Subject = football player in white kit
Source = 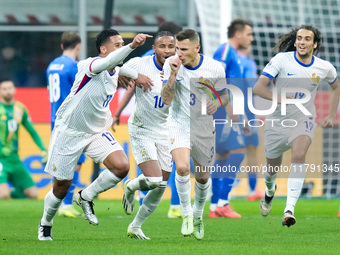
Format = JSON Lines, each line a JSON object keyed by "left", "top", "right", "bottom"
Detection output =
{"left": 161, "top": 29, "right": 229, "bottom": 239}
{"left": 38, "top": 29, "right": 153, "bottom": 241}
{"left": 253, "top": 25, "right": 340, "bottom": 227}
{"left": 112, "top": 31, "right": 176, "bottom": 239}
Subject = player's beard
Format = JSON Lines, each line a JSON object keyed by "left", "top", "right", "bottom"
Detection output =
{"left": 2, "top": 94, "right": 13, "bottom": 103}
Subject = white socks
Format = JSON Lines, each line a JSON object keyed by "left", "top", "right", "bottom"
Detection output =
{"left": 40, "top": 189, "right": 62, "bottom": 226}
{"left": 131, "top": 181, "right": 167, "bottom": 228}
{"left": 175, "top": 172, "right": 192, "bottom": 216}
{"left": 193, "top": 179, "right": 211, "bottom": 218}
{"left": 175, "top": 172, "right": 211, "bottom": 218}
{"left": 217, "top": 199, "right": 229, "bottom": 208}
{"left": 209, "top": 203, "right": 217, "bottom": 212}
{"left": 81, "top": 169, "right": 121, "bottom": 201}
{"left": 127, "top": 174, "right": 162, "bottom": 192}
{"left": 264, "top": 170, "right": 278, "bottom": 197}
{"left": 285, "top": 163, "right": 306, "bottom": 214}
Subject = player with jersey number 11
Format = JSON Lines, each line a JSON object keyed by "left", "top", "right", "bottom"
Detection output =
{"left": 38, "top": 29, "right": 153, "bottom": 241}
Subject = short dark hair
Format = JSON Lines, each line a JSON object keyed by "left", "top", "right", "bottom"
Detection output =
{"left": 274, "top": 25, "right": 322, "bottom": 54}
{"left": 227, "top": 19, "right": 253, "bottom": 39}
{"left": 95, "top": 29, "right": 120, "bottom": 54}
{"left": 157, "top": 22, "right": 182, "bottom": 35}
{"left": 61, "top": 32, "right": 81, "bottom": 50}
{"left": 154, "top": 31, "right": 174, "bottom": 42}
{"left": 176, "top": 29, "right": 200, "bottom": 44}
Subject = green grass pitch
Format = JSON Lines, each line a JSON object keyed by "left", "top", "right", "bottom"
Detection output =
{"left": 1, "top": 198, "right": 339, "bottom": 255}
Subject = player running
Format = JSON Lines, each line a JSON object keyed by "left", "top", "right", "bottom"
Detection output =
{"left": 161, "top": 29, "right": 229, "bottom": 240}
{"left": 113, "top": 31, "right": 176, "bottom": 239}
{"left": 254, "top": 25, "right": 340, "bottom": 227}
{"left": 46, "top": 31, "right": 85, "bottom": 218}
{"left": 38, "top": 29, "right": 152, "bottom": 241}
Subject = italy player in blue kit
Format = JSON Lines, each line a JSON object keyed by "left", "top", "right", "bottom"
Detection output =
{"left": 209, "top": 19, "right": 254, "bottom": 218}
{"left": 46, "top": 32, "right": 85, "bottom": 217}
{"left": 237, "top": 45, "right": 264, "bottom": 201}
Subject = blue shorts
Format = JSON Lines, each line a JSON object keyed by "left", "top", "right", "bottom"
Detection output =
{"left": 216, "top": 124, "right": 245, "bottom": 154}
{"left": 244, "top": 131, "right": 259, "bottom": 146}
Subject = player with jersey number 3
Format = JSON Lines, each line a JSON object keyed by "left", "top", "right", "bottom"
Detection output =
{"left": 161, "top": 29, "right": 229, "bottom": 240}
{"left": 253, "top": 25, "right": 340, "bottom": 227}
{"left": 38, "top": 29, "right": 153, "bottom": 241}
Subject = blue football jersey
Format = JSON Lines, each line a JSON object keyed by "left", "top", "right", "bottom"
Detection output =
{"left": 239, "top": 54, "right": 257, "bottom": 121}
{"left": 46, "top": 55, "right": 78, "bottom": 130}
{"left": 213, "top": 42, "right": 242, "bottom": 80}
{"left": 213, "top": 42, "right": 246, "bottom": 151}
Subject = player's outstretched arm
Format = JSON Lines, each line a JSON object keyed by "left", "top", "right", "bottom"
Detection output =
{"left": 91, "top": 45, "right": 136, "bottom": 74}
{"left": 321, "top": 78, "right": 340, "bottom": 128}
{"left": 129, "top": 33, "right": 153, "bottom": 49}
{"left": 90, "top": 35, "right": 152, "bottom": 75}
{"left": 161, "top": 56, "right": 181, "bottom": 105}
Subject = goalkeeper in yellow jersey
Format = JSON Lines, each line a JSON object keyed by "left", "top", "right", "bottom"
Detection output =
{"left": 0, "top": 78, "right": 47, "bottom": 199}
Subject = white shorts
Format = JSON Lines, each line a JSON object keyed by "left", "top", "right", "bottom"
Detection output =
{"left": 45, "top": 129, "right": 123, "bottom": 180}
{"left": 168, "top": 121, "right": 190, "bottom": 152}
{"left": 169, "top": 121, "right": 215, "bottom": 166}
{"left": 129, "top": 134, "right": 172, "bottom": 172}
{"left": 264, "top": 118, "right": 317, "bottom": 159}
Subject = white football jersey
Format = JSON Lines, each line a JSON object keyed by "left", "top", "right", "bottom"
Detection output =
{"left": 163, "top": 54, "right": 226, "bottom": 135}
{"left": 262, "top": 51, "right": 337, "bottom": 121}
{"left": 56, "top": 57, "right": 118, "bottom": 134}
{"left": 125, "top": 55, "right": 170, "bottom": 140}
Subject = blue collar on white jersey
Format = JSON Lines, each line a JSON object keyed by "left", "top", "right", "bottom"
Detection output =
{"left": 153, "top": 55, "right": 162, "bottom": 71}
{"left": 184, "top": 53, "right": 204, "bottom": 70}
{"left": 294, "top": 51, "right": 315, "bottom": 67}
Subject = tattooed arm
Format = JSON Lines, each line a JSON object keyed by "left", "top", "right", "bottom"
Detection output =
{"left": 161, "top": 56, "right": 181, "bottom": 105}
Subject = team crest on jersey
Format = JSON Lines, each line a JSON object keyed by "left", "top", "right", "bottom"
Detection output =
{"left": 312, "top": 73, "right": 320, "bottom": 83}
{"left": 53, "top": 164, "right": 56, "bottom": 170}
{"left": 170, "top": 138, "right": 175, "bottom": 144}
{"left": 198, "top": 77, "right": 211, "bottom": 87}
{"left": 140, "top": 150, "right": 146, "bottom": 156}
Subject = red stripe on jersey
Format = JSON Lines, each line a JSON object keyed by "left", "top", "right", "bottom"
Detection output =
{"left": 89, "top": 57, "right": 100, "bottom": 73}
{"left": 75, "top": 74, "right": 91, "bottom": 95}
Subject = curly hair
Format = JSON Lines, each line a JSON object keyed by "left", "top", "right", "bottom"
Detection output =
{"left": 273, "top": 25, "right": 322, "bottom": 55}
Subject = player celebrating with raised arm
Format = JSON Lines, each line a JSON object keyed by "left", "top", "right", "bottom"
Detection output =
{"left": 113, "top": 31, "right": 176, "bottom": 240}
{"left": 38, "top": 29, "right": 152, "bottom": 241}
{"left": 253, "top": 25, "right": 340, "bottom": 227}
{"left": 161, "top": 29, "right": 229, "bottom": 240}
{"left": 46, "top": 31, "right": 85, "bottom": 218}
